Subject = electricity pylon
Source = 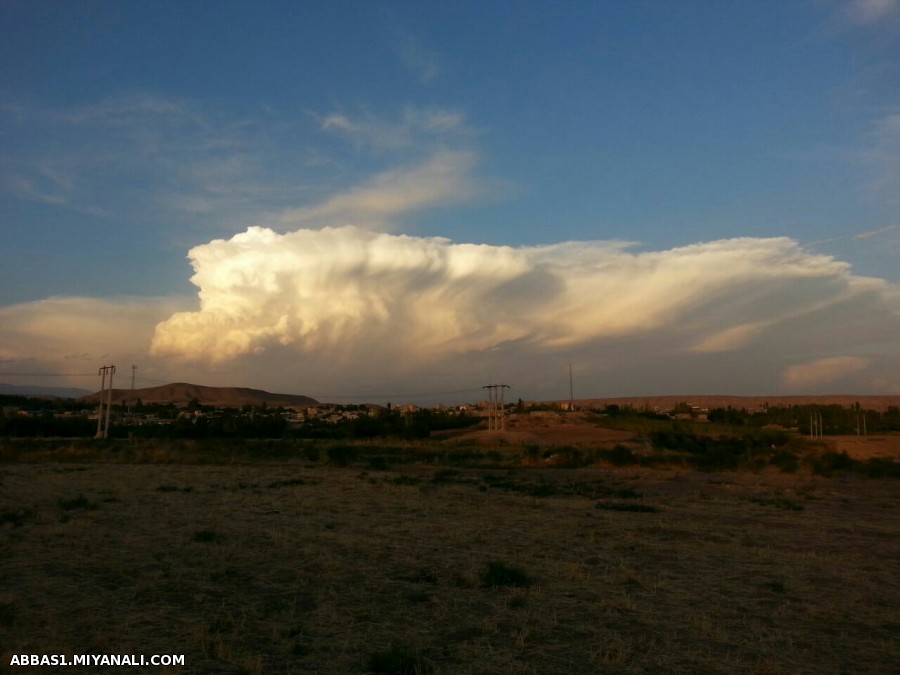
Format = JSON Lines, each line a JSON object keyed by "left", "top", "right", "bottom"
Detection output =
{"left": 95, "top": 364, "right": 116, "bottom": 439}
{"left": 482, "top": 384, "right": 510, "bottom": 431}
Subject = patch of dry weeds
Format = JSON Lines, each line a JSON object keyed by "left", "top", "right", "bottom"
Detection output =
{"left": 1, "top": 458, "right": 898, "bottom": 673}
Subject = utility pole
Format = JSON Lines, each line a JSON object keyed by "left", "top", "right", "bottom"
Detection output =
{"left": 95, "top": 364, "right": 116, "bottom": 439}
{"left": 104, "top": 364, "right": 115, "bottom": 438}
{"left": 482, "top": 385, "right": 494, "bottom": 431}
{"left": 129, "top": 365, "right": 137, "bottom": 415}
{"left": 568, "top": 363, "right": 574, "bottom": 412}
{"left": 499, "top": 383, "right": 509, "bottom": 430}
{"left": 96, "top": 366, "right": 108, "bottom": 439}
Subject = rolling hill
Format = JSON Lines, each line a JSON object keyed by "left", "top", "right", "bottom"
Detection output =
{"left": 80, "top": 382, "right": 319, "bottom": 408}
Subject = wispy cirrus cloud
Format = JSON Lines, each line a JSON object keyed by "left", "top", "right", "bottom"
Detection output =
{"left": 854, "top": 224, "right": 899, "bottom": 240}
{"left": 841, "top": 0, "right": 899, "bottom": 24}
{"left": 783, "top": 356, "right": 870, "bottom": 387}
{"left": 397, "top": 36, "right": 440, "bottom": 84}
{"left": 2, "top": 95, "right": 482, "bottom": 239}
{"left": 0, "top": 93, "right": 287, "bottom": 231}
{"left": 863, "top": 113, "right": 900, "bottom": 203}
{"left": 275, "top": 149, "right": 479, "bottom": 230}
{"left": 317, "top": 106, "right": 471, "bottom": 151}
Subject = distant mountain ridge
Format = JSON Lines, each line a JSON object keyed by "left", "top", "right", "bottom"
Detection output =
{"left": 0, "top": 383, "right": 93, "bottom": 398}
{"left": 80, "top": 382, "right": 319, "bottom": 408}
{"left": 573, "top": 395, "right": 900, "bottom": 413}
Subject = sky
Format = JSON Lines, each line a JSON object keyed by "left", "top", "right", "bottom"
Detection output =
{"left": 1, "top": 0, "right": 900, "bottom": 404}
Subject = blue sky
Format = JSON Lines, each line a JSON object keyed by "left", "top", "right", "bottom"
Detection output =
{"left": 2, "top": 0, "right": 899, "bottom": 402}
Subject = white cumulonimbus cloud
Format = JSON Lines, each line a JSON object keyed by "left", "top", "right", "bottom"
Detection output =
{"left": 150, "top": 226, "right": 900, "bottom": 397}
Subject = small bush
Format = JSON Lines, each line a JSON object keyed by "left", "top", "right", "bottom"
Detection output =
{"left": 326, "top": 445, "right": 358, "bottom": 466}
{"left": 749, "top": 497, "right": 804, "bottom": 512}
{"left": 58, "top": 495, "right": 98, "bottom": 511}
{"left": 863, "top": 458, "right": 900, "bottom": 478}
{"left": 390, "top": 475, "right": 423, "bottom": 486}
{"left": 192, "top": 529, "right": 222, "bottom": 543}
{"left": 769, "top": 451, "right": 799, "bottom": 473}
{"left": 156, "top": 485, "right": 193, "bottom": 493}
{"left": 267, "top": 478, "right": 307, "bottom": 489}
{"left": 808, "top": 451, "right": 856, "bottom": 476}
{"left": 0, "top": 601, "right": 16, "bottom": 627}
{"left": 368, "top": 456, "right": 390, "bottom": 471}
{"left": 596, "top": 502, "right": 660, "bottom": 513}
{"left": 366, "top": 643, "right": 432, "bottom": 674}
{"left": 0, "top": 508, "right": 33, "bottom": 527}
{"left": 480, "top": 561, "right": 532, "bottom": 588}
{"left": 431, "top": 469, "right": 461, "bottom": 484}
{"left": 604, "top": 444, "right": 637, "bottom": 466}
{"left": 762, "top": 580, "right": 787, "bottom": 594}
{"left": 613, "top": 487, "right": 643, "bottom": 499}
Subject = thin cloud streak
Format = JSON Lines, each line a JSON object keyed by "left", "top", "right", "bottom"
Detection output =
{"left": 854, "top": 224, "right": 899, "bottom": 240}
{"left": 842, "top": 0, "right": 899, "bottom": 24}
{"left": 783, "top": 356, "right": 870, "bottom": 387}
{"left": 275, "top": 150, "right": 479, "bottom": 231}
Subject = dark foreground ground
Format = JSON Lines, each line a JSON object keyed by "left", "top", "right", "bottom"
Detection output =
{"left": 1, "top": 453, "right": 898, "bottom": 674}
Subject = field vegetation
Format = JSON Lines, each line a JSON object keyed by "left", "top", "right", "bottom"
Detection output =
{"left": 1, "top": 412, "right": 899, "bottom": 673}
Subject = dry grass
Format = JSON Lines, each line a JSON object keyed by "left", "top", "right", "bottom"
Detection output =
{"left": 1, "top": 452, "right": 899, "bottom": 674}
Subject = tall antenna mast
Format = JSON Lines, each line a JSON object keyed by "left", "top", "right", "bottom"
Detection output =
{"left": 569, "top": 363, "right": 574, "bottom": 411}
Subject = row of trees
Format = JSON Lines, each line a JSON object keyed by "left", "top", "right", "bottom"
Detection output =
{"left": 0, "top": 395, "right": 479, "bottom": 440}
{"left": 595, "top": 401, "right": 900, "bottom": 434}
{"left": 705, "top": 404, "right": 900, "bottom": 434}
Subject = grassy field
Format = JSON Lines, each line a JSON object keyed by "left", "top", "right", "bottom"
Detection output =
{"left": 1, "top": 439, "right": 899, "bottom": 674}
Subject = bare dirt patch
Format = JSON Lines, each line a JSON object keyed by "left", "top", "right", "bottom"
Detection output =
{"left": 825, "top": 434, "right": 900, "bottom": 460}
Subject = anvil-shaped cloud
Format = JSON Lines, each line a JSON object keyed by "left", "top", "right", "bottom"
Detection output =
{"left": 150, "top": 227, "right": 900, "bottom": 397}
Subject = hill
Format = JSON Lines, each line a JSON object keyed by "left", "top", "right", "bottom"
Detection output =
{"left": 0, "top": 383, "right": 92, "bottom": 398}
{"left": 80, "top": 382, "right": 318, "bottom": 408}
{"left": 568, "top": 394, "right": 900, "bottom": 413}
